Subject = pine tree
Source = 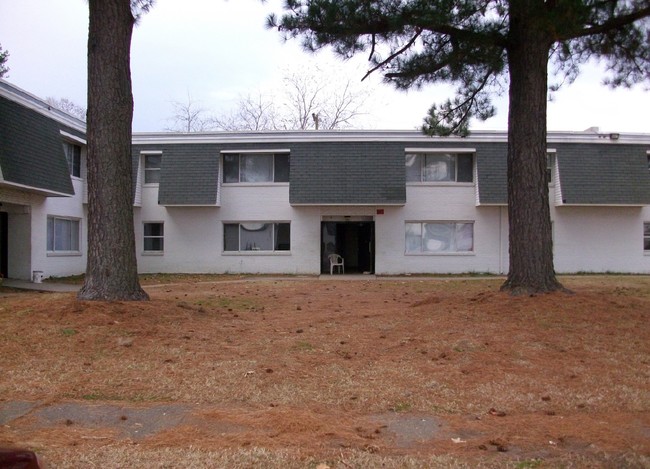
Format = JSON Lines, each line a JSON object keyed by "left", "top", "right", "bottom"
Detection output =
{"left": 271, "top": 0, "right": 650, "bottom": 294}
{"left": 78, "top": 0, "right": 153, "bottom": 301}
{"left": 0, "top": 44, "right": 9, "bottom": 78}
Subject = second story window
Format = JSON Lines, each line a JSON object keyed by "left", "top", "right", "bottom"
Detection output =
{"left": 223, "top": 153, "right": 289, "bottom": 183}
{"left": 547, "top": 151, "right": 556, "bottom": 185}
{"left": 63, "top": 141, "right": 81, "bottom": 178}
{"left": 144, "top": 154, "right": 161, "bottom": 184}
{"left": 406, "top": 152, "right": 473, "bottom": 183}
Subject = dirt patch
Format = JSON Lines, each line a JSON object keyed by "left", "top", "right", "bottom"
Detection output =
{"left": 0, "top": 276, "right": 649, "bottom": 467}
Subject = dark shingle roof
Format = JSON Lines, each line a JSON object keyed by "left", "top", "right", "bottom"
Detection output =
{"left": 472, "top": 142, "right": 508, "bottom": 205}
{"left": 0, "top": 96, "right": 74, "bottom": 195}
{"left": 289, "top": 141, "right": 405, "bottom": 205}
{"left": 129, "top": 134, "right": 649, "bottom": 208}
{"left": 133, "top": 144, "right": 220, "bottom": 205}
{"left": 556, "top": 143, "right": 650, "bottom": 205}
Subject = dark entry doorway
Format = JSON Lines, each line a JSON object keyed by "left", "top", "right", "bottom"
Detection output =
{"left": 321, "top": 220, "right": 374, "bottom": 274}
{"left": 0, "top": 212, "right": 7, "bottom": 278}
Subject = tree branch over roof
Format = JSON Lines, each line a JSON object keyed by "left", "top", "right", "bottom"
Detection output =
{"left": 362, "top": 29, "right": 423, "bottom": 81}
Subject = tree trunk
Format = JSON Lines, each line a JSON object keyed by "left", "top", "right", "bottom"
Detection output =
{"left": 500, "top": 1, "right": 564, "bottom": 295}
{"left": 78, "top": 0, "right": 148, "bottom": 301}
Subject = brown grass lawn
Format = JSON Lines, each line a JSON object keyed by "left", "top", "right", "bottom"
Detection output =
{"left": 0, "top": 276, "right": 649, "bottom": 468}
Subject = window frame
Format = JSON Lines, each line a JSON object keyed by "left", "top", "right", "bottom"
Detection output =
{"left": 221, "top": 150, "right": 290, "bottom": 184}
{"left": 644, "top": 222, "right": 650, "bottom": 254}
{"left": 405, "top": 149, "right": 475, "bottom": 184}
{"left": 142, "top": 152, "right": 162, "bottom": 185}
{"left": 547, "top": 149, "right": 556, "bottom": 186}
{"left": 143, "top": 222, "right": 164, "bottom": 254}
{"left": 405, "top": 221, "right": 475, "bottom": 255}
{"left": 62, "top": 141, "right": 82, "bottom": 178}
{"left": 223, "top": 221, "right": 291, "bottom": 254}
{"left": 47, "top": 216, "right": 81, "bottom": 255}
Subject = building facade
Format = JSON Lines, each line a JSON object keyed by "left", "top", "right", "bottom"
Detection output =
{"left": 2, "top": 80, "right": 650, "bottom": 280}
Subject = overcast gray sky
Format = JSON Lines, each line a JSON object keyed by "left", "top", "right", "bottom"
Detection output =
{"left": 1, "top": 0, "right": 648, "bottom": 133}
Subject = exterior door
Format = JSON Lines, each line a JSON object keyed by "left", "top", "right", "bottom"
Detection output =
{"left": 321, "top": 221, "right": 375, "bottom": 274}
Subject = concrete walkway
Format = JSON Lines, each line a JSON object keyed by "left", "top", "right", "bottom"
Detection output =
{"left": 1, "top": 274, "right": 504, "bottom": 293}
{"left": 1, "top": 278, "right": 80, "bottom": 292}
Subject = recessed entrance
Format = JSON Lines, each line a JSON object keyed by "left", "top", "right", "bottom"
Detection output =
{"left": 0, "top": 212, "right": 8, "bottom": 278}
{"left": 321, "top": 218, "right": 375, "bottom": 274}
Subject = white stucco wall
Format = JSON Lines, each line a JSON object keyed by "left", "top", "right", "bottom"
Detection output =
{"left": 376, "top": 184, "right": 507, "bottom": 275}
{"left": 134, "top": 183, "right": 514, "bottom": 275}
{"left": 31, "top": 177, "right": 87, "bottom": 280}
{"left": 1, "top": 188, "right": 36, "bottom": 279}
{"left": 132, "top": 182, "right": 650, "bottom": 276}
{"left": 7, "top": 207, "right": 32, "bottom": 280}
{"left": 552, "top": 205, "right": 650, "bottom": 273}
{"left": 135, "top": 183, "right": 317, "bottom": 274}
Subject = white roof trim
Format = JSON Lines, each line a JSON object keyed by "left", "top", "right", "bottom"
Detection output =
{"left": 159, "top": 203, "right": 220, "bottom": 207}
{"left": 556, "top": 203, "right": 649, "bottom": 207}
{"left": 60, "top": 130, "right": 86, "bottom": 145}
{"left": 221, "top": 149, "right": 291, "bottom": 154}
{"left": 0, "top": 79, "right": 86, "bottom": 133}
{"left": 140, "top": 150, "right": 163, "bottom": 155}
{"left": 133, "top": 129, "right": 650, "bottom": 146}
{"left": 290, "top": 202, "right": 406, "bottom": 207}
{"left": 405, "top": 147, "right": 476, "bottom": 153}
{"left": 0, "top": 180, "right": 73, "bottom": 198}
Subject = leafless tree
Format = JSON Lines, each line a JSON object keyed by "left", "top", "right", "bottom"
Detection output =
{"left": 171, "top": 65, "right": 371, "bottom": 132}
{"left": 277, "top": 65, "right": 369, "bottom": 130}
{"left": 166, "top": 93, "right": 216, "bottom": 132}
{"left": 46, "top": 97, "right": 87, "bottom": 121}
{"left": 212, "top": 92, "right": 279, "bottom": 131}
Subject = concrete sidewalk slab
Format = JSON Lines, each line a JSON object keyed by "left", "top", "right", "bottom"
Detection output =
{"left": 1, "top": 278, "right": 80, "bottom": 293}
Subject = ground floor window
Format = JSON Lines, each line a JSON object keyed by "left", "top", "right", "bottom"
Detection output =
{"left": 224, "top": 222, "right": 290, "bottom": 252}
{"left": 644, "top": 222, "right": 650, "bottom": 252}
{"left": 405, "top": 221, "right": 474, "bottom": 253}
{"left": 47, "top": 216, "right": 80, "bottom": 252}
{"left": 144, "top": 222, "right": 164, "bottom": 252}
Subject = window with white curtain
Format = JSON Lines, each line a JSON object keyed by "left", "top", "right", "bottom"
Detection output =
{"left": 405, "top": 222, "right": 474, "bottom": 253}
{"left": 47, "top": 216, "right": 80, "bottom": 253}
{"left": 405, "top": 153, "right": 473, "bottom": 182}
{"left": 223, "top": 222, "right": 290, "bottom": 252}
{"left": 223, "top": 153, "right": 289, "bottom": 183}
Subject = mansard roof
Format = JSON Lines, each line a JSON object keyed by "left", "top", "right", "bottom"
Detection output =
{"left": 132, "top": 130, "right": 650, "bottom": 207}
{"left": 1, "top": 80, "right": 648, "bottom": 206}
{"left": 0, "top": 81, "right": 79, "bottom": 196}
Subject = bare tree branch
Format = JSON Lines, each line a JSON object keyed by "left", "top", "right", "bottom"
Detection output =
{"left": 45, "top": 97, "right": 87, "bottom": 121}
{"left": 166, "top": 93, "right": 216, "bottom": 132}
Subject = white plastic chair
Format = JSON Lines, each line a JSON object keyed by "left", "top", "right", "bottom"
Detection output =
{"left": 328, "top": 253, "right": 344, "bottom": 275}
